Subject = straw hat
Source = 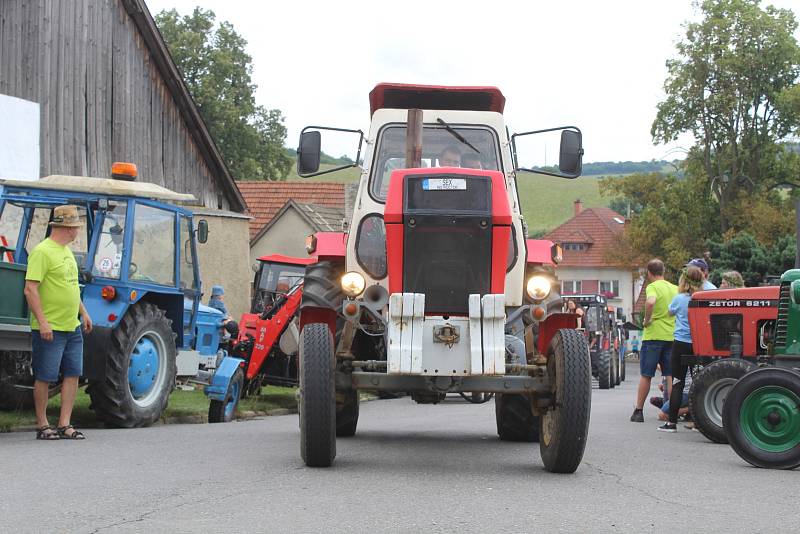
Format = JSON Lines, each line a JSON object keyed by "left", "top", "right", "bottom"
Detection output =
{"left": 49, "top": 205, "right": 83, "bottom": 227}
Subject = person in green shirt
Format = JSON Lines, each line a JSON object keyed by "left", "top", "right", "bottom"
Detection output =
{"left": 630, "top": 258, "right": 677, "bottom": 423}
{"left": 24, "top": 205, "right": 92, "bottom": 440}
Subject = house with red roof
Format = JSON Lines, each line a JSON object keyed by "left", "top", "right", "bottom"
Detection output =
{"left": 544, "top": 200, "right": 641, "bottom": 321}
{"left": 236, "top": 181, "right": 348, "bottom": 266}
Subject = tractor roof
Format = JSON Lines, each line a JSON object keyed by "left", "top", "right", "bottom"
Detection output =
{"left": 369, "top": 83, "right": 506, "bottom": 116}
{"left": 0, "top": 175, "right": 195, "bottom": 203}
{"left": 257, "top": 254, "right": 316, "bottom": 266}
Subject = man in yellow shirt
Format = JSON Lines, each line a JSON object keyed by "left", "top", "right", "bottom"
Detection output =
{"left": 631, "top": 259, "right": 677, "bottom": 422}
{"left": 24, "top": 205, "right": 92, "bottom": 440}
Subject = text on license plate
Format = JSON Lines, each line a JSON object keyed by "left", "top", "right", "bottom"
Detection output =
{"left": 422, "top": 178, "right": 466, "bottom": 191}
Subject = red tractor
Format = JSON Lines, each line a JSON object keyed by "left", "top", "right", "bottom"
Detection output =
{"left": 683, "top": 286, "right": 778, "bottom": 443}
{"left": 209, "top": 254, "right": 316, "bottom": 421}
{"left": 293, "top": 84, "right": 591, "bottom": 472}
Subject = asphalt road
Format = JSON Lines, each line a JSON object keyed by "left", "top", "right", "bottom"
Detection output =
{"left": 2, "top": 364, "right": 799, "bottom": 533}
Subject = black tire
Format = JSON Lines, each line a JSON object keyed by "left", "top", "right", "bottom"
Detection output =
{"left": 540, "top": 329, "right": 592, "bottom": 473}
{"left": 620, "top": 353, "right": 627, "bottom": 382}
{"left": 495, "top": 393, "right": 539, "bottom": 442}
{"left": 301, "top": 261, "right": 345, "bottom": 313}
{"left": 87, "top": 302, "right": 177, "bottom": 428}
{"left": 615, "top": 351, "right": 622, "bottom": 386}
{"left": 336, "top": 389, "right": 360, "bottom": 437}
{"left": 689, "top": 358, "right": 755, "bottom": 444}
{"left": 208, "top": 368, "right": 244, "bottom": 423}
{"left": 723, "top": 367, "right": 800, "bottom": 470}
{"left": 609, "top": 352, "right": 617, "bottom": 389}
{"left": 0, "top": 352, "right": 61, "bottom": 409}
{"left": 299, "top": 323, "right": 336, "bottom": 467}
{"left": 597, "top": 350, "right": 612, "bottom": 390}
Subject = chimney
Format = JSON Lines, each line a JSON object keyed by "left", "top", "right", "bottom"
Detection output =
{"left": 574, "top": 199, "right": 583, "bottom": 217}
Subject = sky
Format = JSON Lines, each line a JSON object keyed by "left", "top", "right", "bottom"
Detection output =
{"left": 145, "top": 0, "right": 800, "bottom": 164}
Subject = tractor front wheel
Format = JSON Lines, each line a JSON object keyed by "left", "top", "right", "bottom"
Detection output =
{"left": 495, "top": 393, "right": 539, "bottom": 442}
{"left": 540, "top": 329, "right": 592, "bottom": 473}
{"left": 689, "top": 358, "right": 755, "bottom": 444}
{"left": 208, "top": 367, "right": 244, "bottom": 423}
{"left": 299, "top": 323, "right": 336, "bottom": 467}
{"left": 87, "top": 302, "right": 176, "bottom": 428}
{"left": 722, "top": 367, "right": 800, "bottom": 470}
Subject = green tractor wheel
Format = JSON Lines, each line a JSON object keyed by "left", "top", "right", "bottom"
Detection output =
{"left": 722, "top": 367, "right": 800, "bottom": 470}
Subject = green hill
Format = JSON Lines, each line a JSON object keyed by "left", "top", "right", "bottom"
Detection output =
{"left": 284, "top": 163, "right": 614, "bottom": 233}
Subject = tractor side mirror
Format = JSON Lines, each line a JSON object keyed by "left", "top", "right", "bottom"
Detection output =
{"left": 511, "top": 126, "right": 583, "bottom": 179}
{"left": 197, "top": 219, "right": 209, "bottom": 244}
{"left": 297, "top": 131, "right": 322, "bottom": 175}
{"left": 559, "top": 129, "right": 583, "bottom": 178}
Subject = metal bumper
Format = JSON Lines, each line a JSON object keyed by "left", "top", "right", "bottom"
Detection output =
{"left": 338, "top": 371, "right": 550, "bottom": 395}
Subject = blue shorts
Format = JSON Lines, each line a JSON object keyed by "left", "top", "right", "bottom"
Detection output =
{"left": 31, "top": 327, "right": 83, "bottom": 383}
{"left": 661, "top": 393, "right": 689, "bottom": 413}
{"left": 639, "top": 340, "right": 672, "bottom": 378}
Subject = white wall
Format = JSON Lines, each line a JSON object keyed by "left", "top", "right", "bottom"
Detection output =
{"left": 0, "top": 94, "right": 39, "bottom": 181}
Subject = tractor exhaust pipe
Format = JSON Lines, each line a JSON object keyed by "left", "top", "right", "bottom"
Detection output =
{"left": 405, "top": 109, "right": 423, "bottom": 168}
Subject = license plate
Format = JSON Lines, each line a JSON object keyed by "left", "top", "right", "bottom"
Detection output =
{"left": 422, "top": 178, "right": 466, "bottom": 191}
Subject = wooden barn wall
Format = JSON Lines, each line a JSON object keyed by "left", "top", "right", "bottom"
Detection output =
{"left": 0, "top": 0, "right": 231, "bottom": 210}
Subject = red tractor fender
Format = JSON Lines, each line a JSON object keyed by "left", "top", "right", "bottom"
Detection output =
{"left": 537, "top": 312, "right": 580, "bottom": 355}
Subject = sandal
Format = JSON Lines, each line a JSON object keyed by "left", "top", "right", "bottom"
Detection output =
{"left": 36, "top": 425, "right": 60, "bottom": 440}
{"left": 56, "top": 425, "right": 85, "bottom": 440}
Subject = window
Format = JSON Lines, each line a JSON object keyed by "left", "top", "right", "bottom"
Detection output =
{"left": 600, "top": 280, "right": 620, "bottom": 297}
{"left": 562, "top": 280, "right": 582, "bottom": 295}
{"left": 564, "top": 243, "right": 587, "bottom": 251}
{"left": 93, "top": 201, "right": 127, "bottom": 279}
{"left": 131, "top": 204, "right": 175, "bottom": 286}
{"left": 0, "top": 203, "right": 23, "bottom": 258}
{"left": 179, "top": 216, "right": 196, "bottom": 289}
{"left": 370, "top": 125, "right": 501, "bottom": 200}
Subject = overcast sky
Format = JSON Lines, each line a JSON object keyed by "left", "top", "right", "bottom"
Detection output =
{"left": 146, "top": 0, "right": 799, "bottom": 164}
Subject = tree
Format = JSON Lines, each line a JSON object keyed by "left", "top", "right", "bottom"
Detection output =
{"left": 599, "top": 172, "right": 718, "bottom": 273}
{"left": 651, "top": 0, "right": 800, "bottom": 232}
{"left": 706, "top": 232, "right": 796, "bottom": 286}
{"left": 156, "top": 8, "right": 291, "bottom": 180}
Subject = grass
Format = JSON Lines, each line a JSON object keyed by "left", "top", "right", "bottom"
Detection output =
{"left": 0, "top": 384, "right": 298, "bottom": 432}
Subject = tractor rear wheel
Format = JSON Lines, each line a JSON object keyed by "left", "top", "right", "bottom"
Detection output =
{"left": 620, "top": 353, "right": 627, "bottom": 382}
{"left": 540, "top": 329, "right": 592, "bottom": 473}
{"left": 597, "top": 350, "right": 612, "bottom": 390}
{"left": 689, "top": 358, "right": 755, "bottom": 444}
{"left": 299, "top": 323, "right": 336, "bottom": 467}
{"left": 336, "top": 389, "right": 360, "bottom": 437}
{"left": 208, "top": 367, "right": 244, "bottom": 423}
{"left": 495, "top": 393, "right": 539, "bottom": 442}
{"left": 609, "top": 353, "right": 617, "bottom": 389}
{"left": 723, "top": 367, "right": 800, "bottom": 470}
{"left": 87, "top": 302, "right": 176, "bottom": 428}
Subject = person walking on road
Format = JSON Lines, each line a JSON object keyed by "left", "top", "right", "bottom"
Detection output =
{"left": 631, "top": 259, "right": 677, "bottom": 422}
{"left": 659, "top": 265, "right": 703, "bottom": 432}
{"left": 24, "top": 205, "right": 92, "bottom": 440}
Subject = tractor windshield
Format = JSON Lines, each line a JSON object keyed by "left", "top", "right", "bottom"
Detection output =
{"left": 252, "top": 262, "right": 306, "bottom": 313}
{"left": 92, "top": 201, "right": 127, "bottom": 279}
{"left": 370, "top": 124, "right": 501, "bottom": 201}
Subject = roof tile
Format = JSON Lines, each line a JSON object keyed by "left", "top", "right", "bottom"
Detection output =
{"left": 544, "top": 207, "right": 627, "bottom": 267}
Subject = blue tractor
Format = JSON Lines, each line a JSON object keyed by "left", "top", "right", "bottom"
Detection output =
{"left": 0, "top": 166, "right": 243, "bottom": 427}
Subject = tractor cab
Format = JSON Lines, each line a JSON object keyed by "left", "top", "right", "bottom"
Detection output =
{"left": 563, "top": 294, "right": 618, "bottom": 389}
{"left": 251, "top": 254, "right": 315, "bottom": 314}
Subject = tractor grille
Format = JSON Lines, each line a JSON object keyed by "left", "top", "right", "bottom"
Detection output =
{"left": 774, "top": 281, "right": 790, "bottom": 351}
{"left": 402, "top": 175, "right": 492, "bottom": 315}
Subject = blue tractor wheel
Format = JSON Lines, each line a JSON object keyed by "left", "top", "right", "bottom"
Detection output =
{"left": 208, "top": 367, "right": 244, "bottom": 423}
{"left": 87, "top": 302, "right": 177, "bottom": 428}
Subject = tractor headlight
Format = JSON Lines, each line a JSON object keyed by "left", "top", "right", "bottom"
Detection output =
{"left": 526, "top": 275, "right": 552, "bottom": 301}
{"left": 341, "top": 272, "right": 366, "bottom": 297}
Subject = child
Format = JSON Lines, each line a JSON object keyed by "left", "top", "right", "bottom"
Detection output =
{"left": 659, "top": 265, "right": 704, "bottom": 432}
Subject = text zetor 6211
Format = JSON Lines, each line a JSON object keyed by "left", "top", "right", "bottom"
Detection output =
{"left": 295, "top": 83, "right": 591, "bottom": 473}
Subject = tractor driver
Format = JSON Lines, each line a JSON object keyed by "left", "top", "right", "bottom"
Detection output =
{"left": 461, "top": 153, "right": 482, "bottom": 169}
{"left": 438, "top": 145, "right": 461, "bottom": 167}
